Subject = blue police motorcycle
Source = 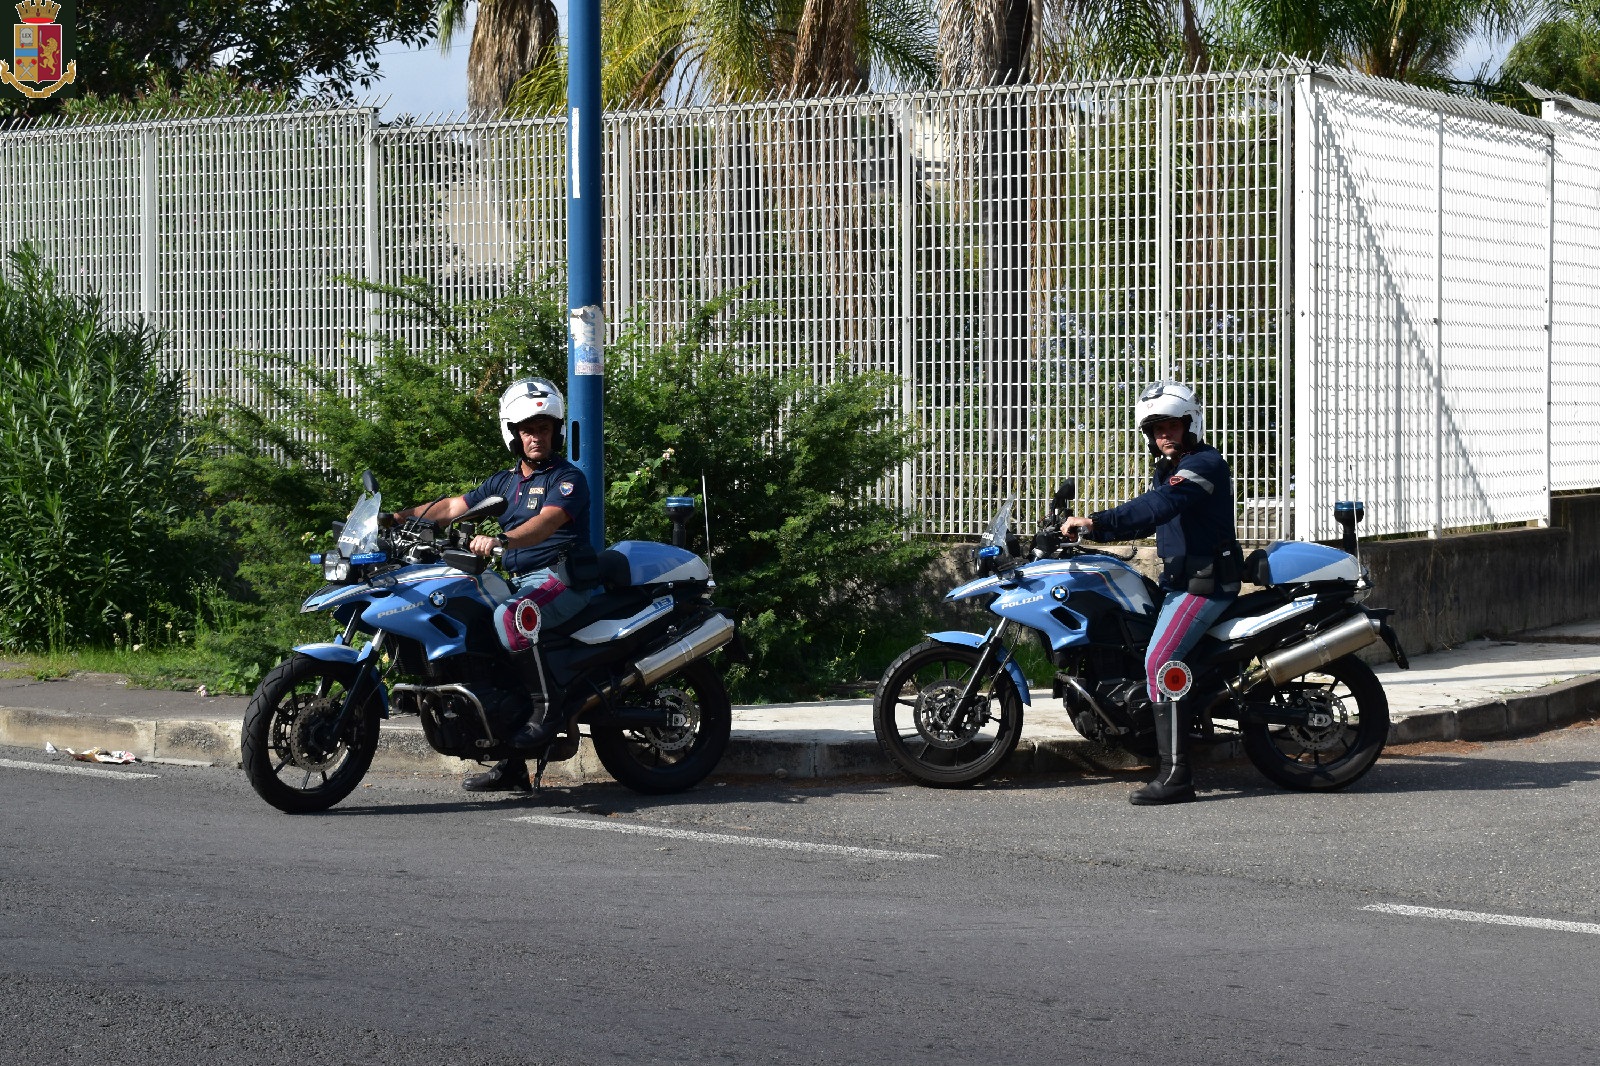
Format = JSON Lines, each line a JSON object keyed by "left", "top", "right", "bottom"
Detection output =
{"left": 873, "top": 480, "right": 1410, "bottom": 790}
{"left": 241, "top": 473, "right": 736, "bottom": 813}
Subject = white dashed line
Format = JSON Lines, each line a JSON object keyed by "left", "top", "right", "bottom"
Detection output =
{"left": 1363, "top": 903, "right": 1600, "bottom": 936}
{"left": 513, "top": 814, "right": 939, "bottom": 861}
{"left": 0, "top": 758, "right": 160, "bottom": 780}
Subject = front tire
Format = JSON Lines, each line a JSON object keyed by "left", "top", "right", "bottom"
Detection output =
{"left": 1241, "top": 653, "right": 1389, "bottom": 791}
{"left": 873, "top": 641, "right": 1025, "bottom": 787}
{"left": 591, "top": 658, "right": 731, "bottom": 794}
{"left": 241, "top": 655, "right": 381, "bottom": 813}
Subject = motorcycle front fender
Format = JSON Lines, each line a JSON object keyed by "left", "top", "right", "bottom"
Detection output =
{"left": 291, "top": 641, "right": 390, "bottom": 717}
{"left": 928, "top": 630, "right": 1032, "bottom": 706}
{"left": 292, "top": 641, "right": 375, "bottom": 665}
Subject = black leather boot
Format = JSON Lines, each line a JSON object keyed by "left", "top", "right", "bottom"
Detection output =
{"left": 1130, "top": 699, "right": 1196, "bottom": 806}
{"left": 462, "top": 758, "right": 532, "bottom": 793}
{"left": 510, "top": 700, "right": 567, "bottom": 752}
{"left": 506, "top": 648, "right": 567, "bottom": 753}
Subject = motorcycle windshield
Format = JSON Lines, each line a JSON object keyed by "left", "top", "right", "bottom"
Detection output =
{"left": 980, "top": 498, "right": 1015, "bottom": 553}
{"left": 336, "top": 492, "right": 382, "bottom": 557}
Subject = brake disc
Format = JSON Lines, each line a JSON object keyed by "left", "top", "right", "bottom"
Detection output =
{"left": 637, "top": 686, "right": 699, "bottom": 753}
{"left": 1283, "top": 689, "right": 1349, "bottom": 753}
{"left": 285, "top": 694, "right": 345, "bottom": 771}
{"left": 912, "top": 679, "right": 986, "bottom": 749}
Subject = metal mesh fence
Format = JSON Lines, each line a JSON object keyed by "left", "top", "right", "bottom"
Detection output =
{"left": 1, "top": 63, "right": 1596, "bottom": 545}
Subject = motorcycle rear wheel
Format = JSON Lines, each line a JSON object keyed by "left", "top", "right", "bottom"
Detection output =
{"left": 873, "top": 641, "right": 1025, "bottom": 787}
{"left": 1241, "top": 653, "right": 1389, "bottom": 791}
{"left": 241, "top": 655, "right": 381, "bottom": 813}
{"left": 590, "top": 658, "right": 731, "bottom": 794}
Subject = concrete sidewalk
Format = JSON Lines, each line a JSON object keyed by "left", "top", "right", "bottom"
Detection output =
{"left": 4, "top": 621, "right": 1600, "bottom": 784}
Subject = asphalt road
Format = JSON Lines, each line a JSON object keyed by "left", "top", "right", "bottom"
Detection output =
{"left": 3, "top": 725, "right": 1599, "bottom": 1066}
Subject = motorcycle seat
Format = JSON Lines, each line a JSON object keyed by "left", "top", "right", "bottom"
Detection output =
{"left": 1213, "top": 586, "right": 1293, "bottom": 624}
{"left": 562, "top": 545, "right": 633, "bottom": 592}
{"left": 597, "top": 549, "right": 632, "bottom": 592}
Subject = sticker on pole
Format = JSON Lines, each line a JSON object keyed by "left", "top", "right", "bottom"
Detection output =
{"left": 1156, "top": 660, "right": 1192, "bottom": 700}
{"left": 570, "top": 304, "right": 603, "bottom": 376}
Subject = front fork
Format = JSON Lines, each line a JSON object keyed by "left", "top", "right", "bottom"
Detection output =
{"left": 326, "top": 629, "right": 388, "bottom": 733}
{"left": 951, "top": 620, "right": 1012, "bottom": 724}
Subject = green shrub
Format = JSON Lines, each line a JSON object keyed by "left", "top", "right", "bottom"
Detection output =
{"left": 604, "top": 295, "right": 939, "bottom": 698}
{"left": 0, "top": 245, "right": 220, "bottom": 650}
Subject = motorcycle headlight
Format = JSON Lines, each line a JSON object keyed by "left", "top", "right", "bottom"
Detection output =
{"left": 323, "top": 556, "right": 351, "bottom": 582}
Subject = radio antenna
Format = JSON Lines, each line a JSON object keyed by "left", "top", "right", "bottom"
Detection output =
{"left": 701, "top": 473, "right": 715, "bottom": 576}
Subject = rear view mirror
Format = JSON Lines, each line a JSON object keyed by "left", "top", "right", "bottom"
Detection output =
{"left": 456, "top": 495, "right": 505, "bottom": 524}
{"left": 1052, "top": 479, "right": 1076, "bottom": 511}
{"left": 361, "top": 469, "right": 379, "bottom": 494}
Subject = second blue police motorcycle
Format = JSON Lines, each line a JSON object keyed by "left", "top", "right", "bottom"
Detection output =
{"left": 241, "top": 473, "right": 736, "bottom": 813}
{"left": 873, "top": 481, "right": 1409, "bottom": 790}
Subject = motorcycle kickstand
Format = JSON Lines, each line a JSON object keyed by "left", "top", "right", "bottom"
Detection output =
{"left": 533, "top": 749, "right": 552, "bottom": 792}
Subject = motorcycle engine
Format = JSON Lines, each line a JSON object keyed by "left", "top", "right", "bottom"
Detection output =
{"left": 413, "top": 682, "right": 528, "bottom": 757}
{"left": 1060, "top": 676, "right": 1158, "bottom": 755}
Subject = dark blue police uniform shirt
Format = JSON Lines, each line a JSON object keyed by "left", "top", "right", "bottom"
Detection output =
{"left": 463, "top": 458, "right": 591, "bottom": 574}
{"left": 1086, "top": 443, "right": 1237, "bottom": 564}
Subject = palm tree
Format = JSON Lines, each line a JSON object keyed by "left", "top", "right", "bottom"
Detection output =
{"left": 436, "top": 0, "right": 561, "bottom": 114}
{"left": 506, "top": 0, "right": 937, "bottom": 108}
{"left": 1222, "top": 0, "right": 1531, "bottom": 84}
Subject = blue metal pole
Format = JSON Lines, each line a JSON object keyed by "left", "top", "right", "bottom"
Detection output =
{"left": 566, "top": 0, "right": 605, "bottom": 549}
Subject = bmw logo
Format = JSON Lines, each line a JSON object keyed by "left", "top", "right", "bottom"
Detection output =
{"left": 1050, "top": 585, "right": 1068, "bottom": 602}
{"left": 429, "top": 591, "right": 448, "bottom": 607}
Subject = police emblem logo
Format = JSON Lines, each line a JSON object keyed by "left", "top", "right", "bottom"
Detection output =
{"left": 3, "top": 1, "right": 75, "bottom": 99}
{"left": 558, "top": 481, "right": 574, "bottom": 496}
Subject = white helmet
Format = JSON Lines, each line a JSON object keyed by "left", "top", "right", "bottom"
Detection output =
{"left": 1135, "top": 380, "right": 1204, "bottom": 443}
{"left": 499, "top": 377, "right": 566, "bottom": 457}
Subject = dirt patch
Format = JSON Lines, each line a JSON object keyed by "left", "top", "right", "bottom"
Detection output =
{"left": 1381, "top": 739, "right": 1486, "bottom": 757}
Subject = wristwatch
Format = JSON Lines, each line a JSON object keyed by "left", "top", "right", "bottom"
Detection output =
{"left": 495, "top": 534, "right": 509, "bottom": 550}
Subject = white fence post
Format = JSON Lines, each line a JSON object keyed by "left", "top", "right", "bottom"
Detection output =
{"left": 1156, "top": 81, "right": 1174, "bottom": 381}
{"left": 897, "top": 98, "right": 916, "bottom": 527}
{"left": 1542, "top": 106, "right": 1557, "bottom": 529}
{"left": 1292, "top": 73, "right": 1314, "bottom": 544}
{"left": 363, "top": 110, "right": 380, "bottom": 367}
{"left": 1430, "top": 111, "right": 1445, "bottom": 539}
{"left": 140, "top": 128, "right": 157, "bottom": 322}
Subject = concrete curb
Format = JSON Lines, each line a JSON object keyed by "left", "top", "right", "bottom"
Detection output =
{"left": 1385, "top": 673, "right": 1600, "bottom": 745}
{"left": 3, "top": 675, "right": 1597, "bottom": 783}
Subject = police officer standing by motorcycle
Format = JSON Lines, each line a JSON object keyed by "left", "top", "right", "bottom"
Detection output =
{"left": 1060, "top": 382, "right": 1242, "bottom": 805}
{"left": 392, "top": 378, "right": 592, "bottom": 794}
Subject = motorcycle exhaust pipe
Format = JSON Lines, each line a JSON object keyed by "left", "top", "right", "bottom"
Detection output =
{"left": 630, "top": 613, "right": 737, "bottom": 687}
{"left": 577, "top": 613, "right": 737, "bottom": 715}
{"left": 1228, "top": 614, "right": 1381, "bottom": 696}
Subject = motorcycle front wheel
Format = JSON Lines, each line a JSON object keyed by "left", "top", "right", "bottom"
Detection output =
{"left": 873, "top": 641, "right": 1025, "bottom": 787}
{"left": 590, "top": 658, "right": 731, "bottom": 794}
{"left": 241, "top": 655, "right": 381, "bottom": 813}
{"left": 1240, "top": 653, "right": 1389, "bottom": 791}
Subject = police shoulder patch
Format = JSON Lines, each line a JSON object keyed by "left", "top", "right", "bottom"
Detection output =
{"left": 559, "top": 481, "right": 575, "bottom": 496}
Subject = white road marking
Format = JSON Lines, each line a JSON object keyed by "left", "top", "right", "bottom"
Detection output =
{"left": 1363, "top": 903, "right": 1600, "bottom": 936}
{"left": 0, "top": 757, "right": 160, "bottom": 780}
{"left": 513, "top": 814, "right": 939, "bottom": 861}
